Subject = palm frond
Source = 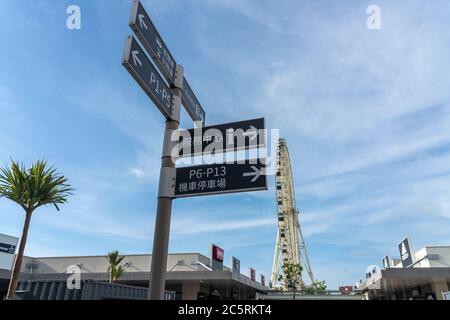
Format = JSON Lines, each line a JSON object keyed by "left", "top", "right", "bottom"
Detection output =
{"left": 0, "top": 159, "right": 73, "bottom": 213}
{"left": 105, "top": 250, "right": 125, "bottom": 282}
{"left": 115, "top": 266, "right": 124, "bottom": 280}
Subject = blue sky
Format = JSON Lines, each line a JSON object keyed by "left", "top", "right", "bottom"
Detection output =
{"left": 1, "top": 0, "right": 450, "bottom": 290}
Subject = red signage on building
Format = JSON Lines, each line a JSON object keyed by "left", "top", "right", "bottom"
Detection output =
{"left": 212, "top": 244, "right": 224, "bottom": 262}
{"left": 339, "top": 286, "right": 353, "bottom": 295}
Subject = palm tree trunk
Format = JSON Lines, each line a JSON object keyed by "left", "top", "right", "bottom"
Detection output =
{"left": 6, "top": 209, "right": 32, "bottom": 300}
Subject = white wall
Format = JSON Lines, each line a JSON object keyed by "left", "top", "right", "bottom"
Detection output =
{"left": 0, "top": 253, "right": 15, "bottom": 271}
{"left": 414, "top": 248, "right": 430, "bottom": 268}
{"left": 388, "top": 246, "right": 450, "bottom": 269}
{"left": 28, "top": 253, "right": 210, "bottom": 275}
{"left": 425, "top": 247, "right": 450, "bottom": 268}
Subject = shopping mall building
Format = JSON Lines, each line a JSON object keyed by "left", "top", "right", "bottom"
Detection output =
{"left": 0, "top": 234, "right": 269, "bottom": 300}
{"left": 356, "top": 237, "right": 450, "bottom": 300}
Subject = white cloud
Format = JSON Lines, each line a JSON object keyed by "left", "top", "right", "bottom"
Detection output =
{"left": 129, "top": 167, "right": 146, "bottom": 179}
{"left": 171, "top": 217, "right": 274, "bottom": 235}
{"left": 2, "top": 0, "right": 450, "bottom": 290}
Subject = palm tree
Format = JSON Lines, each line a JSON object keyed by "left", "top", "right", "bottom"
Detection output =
{"left": 106, "top": 250, "right": 125, "bottom": 283}
{"left": 0, "top": 160, "right": 73, "bottom": 300}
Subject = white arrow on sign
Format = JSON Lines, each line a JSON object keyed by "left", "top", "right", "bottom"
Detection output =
{"left": 243, "top": 166, "right": 264, "bottom": 182}
{"left": 132, "top": 50, "right": 142, "bottom": 67}
{"left": 243, "top": 126, "right": 258, "bottom": 140}
{"left": 138, "top": 14, "right": 148, "bottom": 30}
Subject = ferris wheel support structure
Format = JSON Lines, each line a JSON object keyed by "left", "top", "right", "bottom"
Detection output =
{"left": 271, "top": 138, "right": 314, "bottom": 289}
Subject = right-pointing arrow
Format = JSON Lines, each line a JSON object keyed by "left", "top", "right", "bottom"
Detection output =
{"left": 243, "top": 166, "right": 264, "bottom": 182}
{"left": 132, "top": 50, "right": 142, "bottom": 67}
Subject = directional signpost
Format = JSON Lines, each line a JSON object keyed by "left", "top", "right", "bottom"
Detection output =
{"left": 175, "top": 162, "right": 267, "bottom": 198}
{"left": 122, "top": 36, "right": 175, "bottom": 119}
{"left": 178, "top": 118, "right": 266, "bottom": 157}
{"left": 122, "top": 0, "right": 267, "bottom": 300}
{"left": 129, "top": 0, "right": 205, "bottom": 125}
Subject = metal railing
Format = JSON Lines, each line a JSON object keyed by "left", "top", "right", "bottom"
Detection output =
{"left": 14, "top": 279, "right": 176, "bottom": 300}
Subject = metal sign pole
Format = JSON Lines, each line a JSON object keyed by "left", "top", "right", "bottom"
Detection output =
{"left": 149, "top": 64, "right": 184, "bottom": 300}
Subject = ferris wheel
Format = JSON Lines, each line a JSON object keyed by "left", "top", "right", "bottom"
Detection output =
{"left": 270, "top": 138, "right": 314, "bottom": 289}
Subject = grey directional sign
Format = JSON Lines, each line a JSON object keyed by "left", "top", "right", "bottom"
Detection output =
{"left": 129, "top": 0, "right": 177, "bottom": 83}
{"left": 122, "top": 35, "right": 174, "bottom": 119}
{"left": 182, "top": 78, "right": 206, "bottom": 126}
{"left": 174, "top": 161, "right": 267, "bottom": 198}
{"left": 129, "top": 0, "right": 206, "bottom": 125}
{"left": 178, "top": 118, "right": 265, "bottom": 157}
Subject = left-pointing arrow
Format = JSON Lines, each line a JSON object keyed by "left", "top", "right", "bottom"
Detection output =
{"left": 132, "top": 50, "right": 142, "bottom": 67}
{"left": 243, "top": 166, "right": 264, "bottom": 182}
{"left": 138, "top": 13, "right": 148, "bottom": 30}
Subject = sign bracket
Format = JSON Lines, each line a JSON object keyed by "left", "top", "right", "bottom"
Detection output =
{"left": 172, "top": 64, "right": 184, "bottom": 90}
{"left": 157, "top": 167, "right": 176, "bottom": 198}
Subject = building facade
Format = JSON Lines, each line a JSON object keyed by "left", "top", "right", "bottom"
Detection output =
{"left": 356, "top": 242, "right": 450, "bottom": 300}
{"left": 0, "top": 252, "right": 269, "bottom": 300}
